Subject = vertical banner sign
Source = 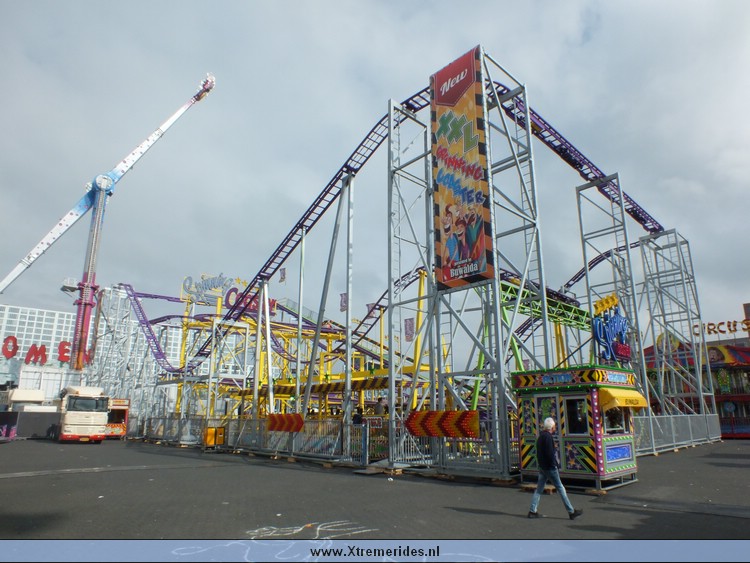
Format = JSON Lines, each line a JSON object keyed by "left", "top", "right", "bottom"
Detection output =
{"left": 431, "top": 46, "right": 494, "bottom": 290}
{"left": 340, "top": 292, "right": 348, "bottom": 312}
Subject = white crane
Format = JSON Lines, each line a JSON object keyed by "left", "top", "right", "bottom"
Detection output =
{"left": 0, "top": 74, "right": 215, "bottom": 369}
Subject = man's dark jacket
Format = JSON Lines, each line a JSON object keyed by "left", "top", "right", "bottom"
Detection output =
{"left": 536, "top": 430, "right": 560, "bottom": 470}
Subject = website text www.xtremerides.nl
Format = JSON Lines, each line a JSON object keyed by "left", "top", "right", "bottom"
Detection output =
{"left": 309, "top": 544, "right": 440, "bottom": 559}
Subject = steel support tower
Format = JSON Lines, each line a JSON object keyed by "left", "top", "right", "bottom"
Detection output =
{"left": 639, "top": 229, "right": 717, "bottom": 418}
{"left": 384, "top": 49, "right": 553, "bottom": 478}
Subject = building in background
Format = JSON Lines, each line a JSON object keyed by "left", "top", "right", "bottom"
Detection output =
{"left": 1, "top": 286, "right": 248, "bottom": 421}
{"left": 705, "top": 303, "right": 750, "bottom": 438}
{"left": 0, "top": 304, "right": 77, "bottom": 392}
{"left": 0, "top": 293, "right": 182, "bottom": 414}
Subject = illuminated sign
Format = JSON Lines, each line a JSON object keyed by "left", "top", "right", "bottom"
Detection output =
{"left": 181, "top": 274, "right": 276, "bottom": 314}
{"left": 431, "top": 46, "right": 494, "bottom": 290}
{"left": 1, "top": 335, "right": 84, "bottom": 366}
{"left": 541, "top": 372, "right": 574, "bottom": 385}
{"left": 182, "top": 273, "right": 236, "bottom": 304}
{"left": 593, "top": 305, "right": 631, "bottom": 363}
{"left": 605, "top": 372, "right": 629, "bottom": 384}
{"left": 225, "top": 287, "right": 277, "bottom": 316}
{"left": 693, "top": 320, "right": 750, "bottom": 336}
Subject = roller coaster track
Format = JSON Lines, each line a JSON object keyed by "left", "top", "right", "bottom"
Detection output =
{"left": 134, "top": 79, "right": 662, "bottom": 376}
{"left": 273, "top": 300, "right": 385, "bottom": 362}
{"left": 515, "top": 241, "right": 644, "bottom": 341}
{"left": 487, "top": 82, "right": 663, "bottom": 235}
{"left": 118, "top": 283, "right": 177, "bottom": 372}
{"left": 561, "top": 242, "right": 643, "bottom": 292}
{"left": 118, "top": 283, "right": 330, "bottom": 372}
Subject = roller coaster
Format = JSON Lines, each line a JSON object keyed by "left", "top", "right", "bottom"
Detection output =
{"left": 4, "top": 46, "right": 718, "bottom": 477}
{"left": 100, "top": 74, "right": 658, "bottom": 376}
{"left": 95, "top": 69, "right": 652, "bottom": 403}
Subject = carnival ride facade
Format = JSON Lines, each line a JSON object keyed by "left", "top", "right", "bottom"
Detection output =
{"left": 1, "top": 47, "right": 720, "bottom": 480}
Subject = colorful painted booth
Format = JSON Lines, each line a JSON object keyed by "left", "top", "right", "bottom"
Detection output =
{"left": 513, "top": 366, "right": 647, "bottom": 491}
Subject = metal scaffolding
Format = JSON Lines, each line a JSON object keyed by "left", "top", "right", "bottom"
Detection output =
{"left": 68, "top": 46, "right": 720, "bottom": 469}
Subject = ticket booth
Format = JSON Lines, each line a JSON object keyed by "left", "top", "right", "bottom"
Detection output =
{"left": 105, "top": 398, "right": 130, "bottom": 439}
{"left": 513, "top": 365, "right": 647, "bottom": 491}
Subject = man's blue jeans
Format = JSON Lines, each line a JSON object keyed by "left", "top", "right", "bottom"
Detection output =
{"left": 529, "top": 467, "right": 575, "bottom": 514}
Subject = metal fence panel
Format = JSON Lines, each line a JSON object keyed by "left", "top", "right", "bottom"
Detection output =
{"left": 635, "top": 414, "right": 721, "bottom": 455}
{"left": 138, "top": 413, "right": 720, "bottom": 470}
{"left": 293, "top": 419, "right": 342, "bottom": 458}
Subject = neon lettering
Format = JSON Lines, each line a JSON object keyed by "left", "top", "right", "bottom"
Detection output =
{"left": 25, "top": 344, "right": 47, "bottom": 365}
{"left": 694, "top": 320, "right": 750, "bottom": 335}
{"left": 607, "top": 373, "right": 629, "bottom": 384}
{"left": 223, "top": 289, "right": 277, "bottom": 315}
{"left": 0, "top": 337, "right": 73, "bottom": 365}
{"left": 225, "top": 287, "right": 257, "bottom": 310}
{"left": 2, "top": 336, "right": 18, "bottom": 359}
{"left": 593, "top": 306, "right": 630, "bottom": 362}
{"left": 58, "top": 341, "right": 71, "bottom": 363}
{"left": 541, "top": 373, "right": 573, "bottom": 385}
{"left": 183, "top": 273, "right": 233, "bottom": 303}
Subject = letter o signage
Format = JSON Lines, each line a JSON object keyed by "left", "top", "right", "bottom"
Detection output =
{"left": 2, "top": 335, "right": 18, "bottom": 359}
{"left": 225, "top": 287, "right": 254, "bottom": 311}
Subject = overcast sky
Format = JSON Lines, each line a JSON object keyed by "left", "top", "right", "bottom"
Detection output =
{"left": 1, "top": 0, "right": 748, "bottom": 332}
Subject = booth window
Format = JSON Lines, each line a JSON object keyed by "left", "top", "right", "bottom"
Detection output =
{"left": 565, "top": 398, "right": 588, "bottom": 435}
{"left": 604, "top": 407, "right": 628, "bottom": 434}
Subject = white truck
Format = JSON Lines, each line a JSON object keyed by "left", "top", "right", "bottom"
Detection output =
{"left": 48, "top": 386, "right": 110, "bottom": 443}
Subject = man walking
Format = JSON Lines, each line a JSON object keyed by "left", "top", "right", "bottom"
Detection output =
{"left": 528, "top": 417, "right": 583, "bottom": 520}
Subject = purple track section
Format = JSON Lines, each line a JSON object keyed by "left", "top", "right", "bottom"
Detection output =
{"left": 119, "top": 283, "right": 178, "bottom": 373}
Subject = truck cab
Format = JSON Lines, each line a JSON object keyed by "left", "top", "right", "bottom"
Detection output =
{"left": 50, "top": 386, "right": 110, "bottom": 443}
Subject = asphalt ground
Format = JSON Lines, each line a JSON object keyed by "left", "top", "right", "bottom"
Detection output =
{"left": 0, "top": 437, "right": 748, "bottom": 560}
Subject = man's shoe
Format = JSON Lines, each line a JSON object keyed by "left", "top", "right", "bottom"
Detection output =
{"left": 569, "top": 509, "right": 583, "bottom": 520}
{"left": 527, "top": 511, "right": 540, "bottom": 519}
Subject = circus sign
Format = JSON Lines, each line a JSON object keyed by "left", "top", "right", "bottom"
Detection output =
{"left": 693, "top": 319, "right": 750, "bottom": 336}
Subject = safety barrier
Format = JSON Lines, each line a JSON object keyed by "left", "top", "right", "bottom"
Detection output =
{"left": 141, "top": 416, "right": 204, "bottom": 446}
{"left": 291, "top": 419, "right": 343, "bottom": 458}
{"left": 130, "top": 413, "right": 718, "bottom": 475}
{"left": 130, "top": 414, "right": 518, "bottom": 475}
{"left": 634, "top": 413, "right": 721, "bottom": 455}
